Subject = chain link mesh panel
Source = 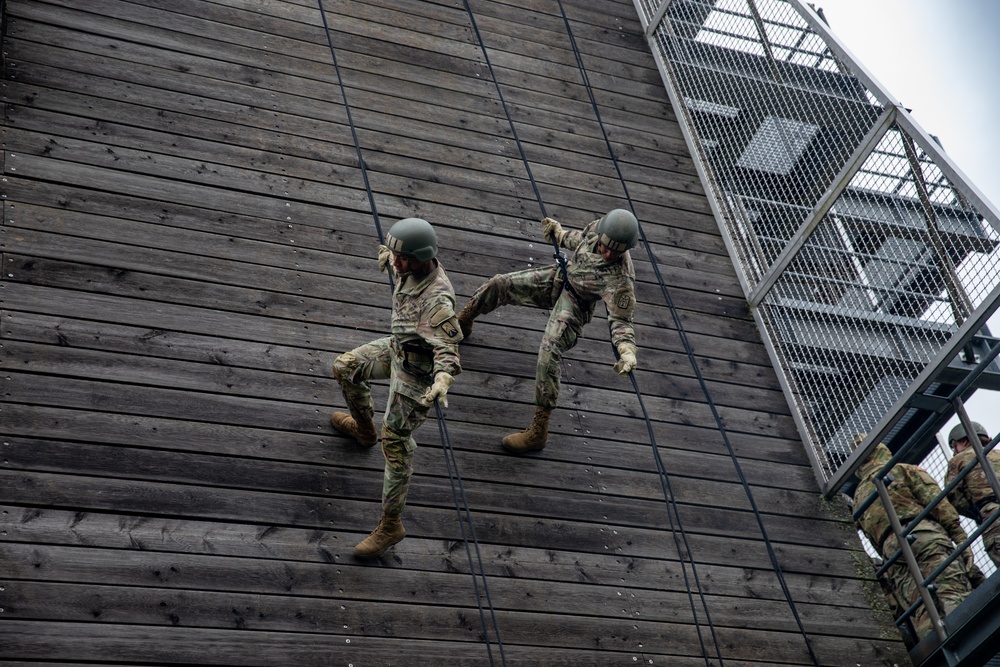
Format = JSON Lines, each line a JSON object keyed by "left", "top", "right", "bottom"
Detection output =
{"left": 637, "top": 0, "right": 1000, "bottom": 483}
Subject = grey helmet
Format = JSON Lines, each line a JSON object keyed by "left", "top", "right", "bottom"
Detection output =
{"left": 948, "top": 421, "right": 989, "bottom": 445}
{"left": 596, "top": 209, "right": 639, "bottom": 252}
{"left": 385, "top": 218, "right": 437, "bottom": 261}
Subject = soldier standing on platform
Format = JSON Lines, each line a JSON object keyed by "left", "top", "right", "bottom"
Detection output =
{"left": 945, "top": 421, "right": 1000, "bottom": 567}
{"left": 330, "top": 218, "right": 463, "bottom": 558}
{"left": 455, "top": 210, "right": 639, "bottom": 454}
{"left": 854, "top": 442, "right": 980, "bottom": 637}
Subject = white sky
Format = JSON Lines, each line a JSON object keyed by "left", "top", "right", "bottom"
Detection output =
{"left": 816, "top": 0, "right": 1000, "bottom": 441}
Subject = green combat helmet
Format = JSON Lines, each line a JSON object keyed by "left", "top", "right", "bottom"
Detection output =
{"left": 948, "top": 421, "right": 990, "bottom": 445}
{"left": 596, "top": 209, "right": 639, "bottom": 252}
{"left": 386, "top": 218, "right": 438, "bottom": 261}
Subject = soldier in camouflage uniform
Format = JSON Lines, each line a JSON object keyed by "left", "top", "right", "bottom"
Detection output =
{"left": 945, "top": 421, "right": 1000, "bottom": 567}
{"left": 330, "top": 218, "right": 463, "bottom": 558}
{"left": 456, "top": 209, "right": 639, "bottom": 454}
{"left": 854, "top": 442, "right": 978, "bottom": 637}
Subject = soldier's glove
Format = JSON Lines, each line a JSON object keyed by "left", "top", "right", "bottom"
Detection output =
{"left": 967, "top": 558, "right": 987, "bottom": 589}
{"left": 945, "top": 523, "right": 969, "bottom": 554}
{"left": 541, "top": 217, "right": 565, "bottom": 245}
{"left": 420, "top": 372, "right": 454, "bottom": 408}
{"left": 614, "top": 342, "right": 637, "bottom": 376}
{"left": 377, "top": 244, "right": 392, "bottom": 273}
{"left": 969, "top": 563, "right": 986, "bottom": 588}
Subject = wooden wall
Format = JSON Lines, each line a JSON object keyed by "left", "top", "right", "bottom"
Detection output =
{"left": 0, "top": 0, "right": 910, "bottom": 664}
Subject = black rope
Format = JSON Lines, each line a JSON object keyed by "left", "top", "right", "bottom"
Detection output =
{"left": 462, "top": 1, "right": 720, "bottom": 664}
{"left": 457, "top": 0, "right": 580, "bottom": 302}
{"left": 436, "top": 402, "right": 506, "bottom": 666}
{"left": 317, "top": 3, "right": 504, "bottom": 663}
{"left": 553, "top": 2, "right": 821, "bottom": 665}
{"left": 613, "top": 345, "right": 724, "bottom": 667}
{"left": 555, "top": 6, "right": 724, "bottom": 664}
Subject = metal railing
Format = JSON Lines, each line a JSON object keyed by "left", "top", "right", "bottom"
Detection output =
{"left": 853, "top": 428, "right": 1000, "bottom": 643}
{"left": 632, "top": 0, "right": 1000, "bottom": 492}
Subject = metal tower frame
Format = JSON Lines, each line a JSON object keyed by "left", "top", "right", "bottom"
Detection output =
{"left": 630, "top": 2, "right": 1000, "bottom": 662}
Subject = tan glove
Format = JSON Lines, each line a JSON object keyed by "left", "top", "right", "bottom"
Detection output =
{"left": 614, "top": 342, "right": 637, "bottom": 376}
{"left": 377, "top": 244, "right": 392, "bottom": 273}
{"left": 541, "top": 217, "right": 565, "bottom": 245}
{"left": 420, "top": 372, "right": 454, "bottom": 408}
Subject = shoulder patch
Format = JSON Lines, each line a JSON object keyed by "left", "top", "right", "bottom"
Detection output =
{"left": 439, "top": 316, "right": 462, "bottom": 341}
{"left": 428, "top": 303, "right": 456, "bottom": 327}
{"left": 609, "top": 287, "right": 635, "bottom": 318}
{"left": 427, "top": 303, "right": 462, "bottom": 342}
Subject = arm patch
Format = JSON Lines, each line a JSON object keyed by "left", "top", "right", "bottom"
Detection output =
{"left": 428, "top": 303, "right": 462, "bottom": 342}
{"left": 608, "top": 287, "right": 635, "bottom": 319}
{"left": 428, "top": 303, "right": 454, "bottom": 327}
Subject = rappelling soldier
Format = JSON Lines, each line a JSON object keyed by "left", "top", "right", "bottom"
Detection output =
{"left": 330, "top": 218, "right": 462, "bottom": 558}
{"left": 854, "top": 441, "right": 980, "bottom": 637}
{"left": 456, "top": 209, "right": 639, "bottom": 454}
{"left": 945, "top": 420, "right": 1000, "bottom": 567}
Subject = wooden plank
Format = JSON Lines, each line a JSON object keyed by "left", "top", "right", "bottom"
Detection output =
{"left": 0, "top": 618, "right": 907, "bottom": 666}
{"left": 0, "top": 335, "right": 791, "bottom": 435}
{"left": 29, "top": 0, "right": 330, "bottom": 50}
{"left": 1, "top": 401, "right": 814, "bottom": 484}
{"left": 1, "top": 170, "right": 735, "bottom": 287}
{"left": 0, "top": 432, "right": 839, "bottom": 525}
{"left": 0, "top": 620, "right": 842, "bottom": 667}
{"left": 0, "top": 505, "right": 876, "bottom": 608}
{"left": 0, "top": 554, "right": 885, "bottom": 638}
{"left": 5, "top": 16, "right": 707, "bottom": 212}
{"left": 0, "top": 251, "right": 763, "bottom": 346}
{"left": 4, "top": 255, "right": 749, "bottom": 356}
{"left": 0, "top": 311, "right": 787, "bottom": 423}
{"left": 0, "top": 295, "right": 771, "bottom": 390}
{"left": 0, "top": 333, "right": 799, "bottom": 437}
{"left": 0, "top": 220, "right": 755, "bottom": 366}
{"left": 0, "top": 465, "right": 854, "bottom": 557}
{"left": 7, "top": 94, "right": 705, "bottom": 217}
{"left": 0, "top": 281, "right": 775, "bottom": 376}
{"left": 1, "top": 72, "right": 720, "bottom": 237}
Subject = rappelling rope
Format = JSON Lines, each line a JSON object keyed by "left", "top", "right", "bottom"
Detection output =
{"left": 456, "top": 1, "right": 580, "bottom": 301}
{"left": 460, "top": 0, "right": 720, "bottom": 664}
{"left": 552, "top": 2, "right": 821, "bottom": 665}
{"left": 317, "top": 3, "right": 505, "bottom": 664}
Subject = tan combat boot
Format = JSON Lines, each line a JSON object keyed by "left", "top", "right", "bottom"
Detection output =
{"left": 353, "top": 513, "right": 405, "bottom": 558}
{"left": 330, "top": 412, "right": 378, "bottom": 447}
{"left": 501, "top": 406, "right": 552, "bottom": 454}
{"left": 456, "top": 299, "right": 481, "bottom": 338}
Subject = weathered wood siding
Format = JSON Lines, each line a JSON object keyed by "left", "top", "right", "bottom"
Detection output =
{"left": 0, "top": 0, "right": 908, "bottom": 664}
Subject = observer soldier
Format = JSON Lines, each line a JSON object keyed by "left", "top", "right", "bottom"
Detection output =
{"left": 854, "top": 442, "right": 980, "bottom": 637}
{"left": 330, "top": 218, "right": 462, "bottom": 558}
{"left": 945, "top": 420, "right": 1000, "bottom": 567}
{"left": 456, "top": 209, "right": 639, "bottom": 454}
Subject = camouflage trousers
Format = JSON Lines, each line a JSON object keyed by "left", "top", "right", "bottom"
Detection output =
{"left": 884, "top": 522, "right": 973, "bottom": 637}
{"left": 469, "top": 266, "right": 584, "bottom": 410}
{"left": 980, "top": 503, "right": 1000, "bottom": 567}
{"left": 332, "top": 336, "right": 432, "bottom": 517}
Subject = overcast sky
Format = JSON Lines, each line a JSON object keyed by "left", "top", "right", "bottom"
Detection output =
{"left": 814, "top": 0, "right": 1000, "bottom": 440}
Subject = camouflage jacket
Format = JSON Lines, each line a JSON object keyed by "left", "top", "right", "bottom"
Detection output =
{"left": 389, "top": 261, "right": 462, "bottom": 392}
{"left": 558, "top": 220, "right": 636, "bottom": 349}
{"left": 946, "top": 446, "right": 1000, "bottom": 522}
{"left": 855, "top": 444, "right": 967, "bottom": 554}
